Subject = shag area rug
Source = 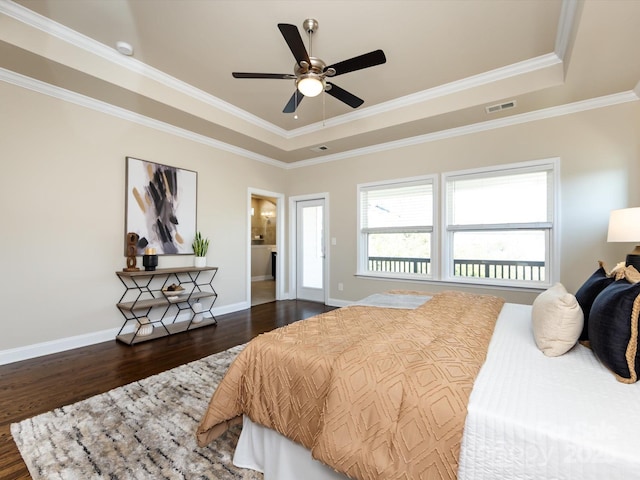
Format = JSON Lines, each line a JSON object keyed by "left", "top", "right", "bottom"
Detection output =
{"left": 11, "top": 344, "right": 262, "bottom": 480}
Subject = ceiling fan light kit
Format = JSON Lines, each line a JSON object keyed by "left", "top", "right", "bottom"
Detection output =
{"left": 296, "top": 75, "right": 324, "bottom": 97}
{"left": 232, "top": 18, "right": 386, "bottom": 113}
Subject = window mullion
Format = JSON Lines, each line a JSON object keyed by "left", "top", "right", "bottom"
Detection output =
{"left": 363, "top": 226, "right": 433, "bottom": 234}
{"left": 448, "top": 222, "right": 552, "bottom": 231}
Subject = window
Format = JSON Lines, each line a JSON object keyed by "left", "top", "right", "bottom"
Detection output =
{"left": 356, "top": 159, "right": 558, "bottom": 288}
{"left": 358, "top": 176, "right": 436, "bottom": 278}
{"left": 443, "top": 159, "right": 557, "bottom": 287}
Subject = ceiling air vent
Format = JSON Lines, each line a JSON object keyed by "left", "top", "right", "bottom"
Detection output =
{"left": 485, "top": 100, "right": 517, "bottom": 114}
{"left": 310, "top": 145, "right": 329, "bottom": 152}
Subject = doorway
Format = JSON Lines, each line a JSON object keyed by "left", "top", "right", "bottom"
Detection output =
{"left": 290, "top": 194, "right": 328, "bottom": 303}
{"left": 249, "top": 189, "right": 284, "bottom": 306}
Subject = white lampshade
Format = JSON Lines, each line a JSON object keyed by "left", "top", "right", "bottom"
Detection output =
{"left": 608, "top": 207, "right": 640, "bottom": 270}
{"left": 607, "top": 207, "right": 640, "bottom": 242}
{"left": 296, "top": 75, "right": 324, "bottom": 97}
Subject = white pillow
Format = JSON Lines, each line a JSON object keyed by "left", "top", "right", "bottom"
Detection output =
{"left": 532, "top": 283, "right": 584, "bottom": 357}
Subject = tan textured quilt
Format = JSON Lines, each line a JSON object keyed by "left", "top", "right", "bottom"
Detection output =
{"left": 196, "top": 291, "right": 504, "bottom": 479}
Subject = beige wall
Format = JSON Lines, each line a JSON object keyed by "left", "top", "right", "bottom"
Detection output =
{"left": 0, "top": 81, "right": 285, "bottom": 352}
{"left": 1, "top": 78, "right": 639, "bottom": 358}
{"left": 286, "top": 101, "right": 640, "bottom": 304}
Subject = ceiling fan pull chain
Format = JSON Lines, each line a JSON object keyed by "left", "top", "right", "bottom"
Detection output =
{"left": 323, "top": 90, "right": 326, "bottom": 127}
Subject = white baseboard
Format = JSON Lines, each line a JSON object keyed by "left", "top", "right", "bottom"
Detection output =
{"left": 327, "top": 297, "right": 352, "bottom": 308}
{"left": 0, "top": 328, "right": 119, "bottom": 366}
{"left": 215, "top": 300, "right": 251, "bottom": 315}
{"left": 0, "top": 301, "right": 251, "bottom": 366}
{"left": 252, "top": 275, "right": 274, "bottom": 282}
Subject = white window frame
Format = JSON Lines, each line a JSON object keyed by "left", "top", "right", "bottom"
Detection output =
{"left": 441, "top": 158, "right": 559, "bottom": 289}
{"left": 357, "top": 174, "right": 438, "bottom": 280}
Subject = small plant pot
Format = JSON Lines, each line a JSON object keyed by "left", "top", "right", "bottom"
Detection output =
{"left": 194, "top": 256, "right": 206, "bottom": 268}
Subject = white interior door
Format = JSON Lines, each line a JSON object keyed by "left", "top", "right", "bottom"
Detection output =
{"left": 296, "top": 198, "right": 325, "bottom": 302}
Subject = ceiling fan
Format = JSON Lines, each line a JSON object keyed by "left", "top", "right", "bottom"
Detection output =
{"left": 232, "top": 19, "right": 386, "bottom": 114}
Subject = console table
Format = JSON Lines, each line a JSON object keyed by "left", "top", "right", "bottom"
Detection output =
{"left": 115, "top": 266, "right": 218, "bottom": 345}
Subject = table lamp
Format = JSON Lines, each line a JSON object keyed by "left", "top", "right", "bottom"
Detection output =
{"left": 607, "top": 207, "right": 640, "bottom": 271}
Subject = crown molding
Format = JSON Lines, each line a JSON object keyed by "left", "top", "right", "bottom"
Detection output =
{"left": 286, "top": 90, "right": 639, "bottom": 169}
{"left": 1, "top": 0, "right": 576, "bottom": 142}
{"left": 0, "top": 0, "right": 288, "bottom": 138}
{"left": 555, "top": 0, "right": 580, "bottom": 60}
{"left": 0, "top": 67, "right": 286, "bottom": 169}
{"left": 3, "top": 64, "right": 636, "bottom": 171}
{"left": 286, "top": 52, "right": 563, "bottom": 138}
{"left": 3, "top": 0, "right": 633, "bottom": 171}
{"left": 290, "top": 0, "right": 578, "bottom": 137}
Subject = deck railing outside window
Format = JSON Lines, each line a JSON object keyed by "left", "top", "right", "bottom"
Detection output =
{"left": 368, "top": 257, "right": 432, "bottom": 275}
{"left": 367, "top": 257, "right": 545, "bottom": 281}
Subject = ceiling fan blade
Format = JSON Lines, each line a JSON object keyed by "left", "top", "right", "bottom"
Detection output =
{"left": 278, "top": 23, "right": 311, "bottom": 66}
{"left": 283, "top": 91, "right": 304, "bottom": 113}
{"left": 232, "top": 72, "right": 294, "bottom": 79}
{"left": 325, "top": 49, "right": 387, "bottom": 76}
{"left": 326, "top": 82, "right": 364, "bottom": 108}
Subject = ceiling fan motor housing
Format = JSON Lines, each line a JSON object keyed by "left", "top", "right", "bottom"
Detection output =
{"left": 295, "top": 56, "right": 326, "bottom": 76}
{"left": 295, "top": 57, "right": 335, "bottom": 95}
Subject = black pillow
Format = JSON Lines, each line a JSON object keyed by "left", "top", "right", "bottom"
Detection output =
{"left": 588, "top": 279, "right": 640, "bottom": 383}
{"left": 575, "top": 265, "right": 615, "bottom": 341}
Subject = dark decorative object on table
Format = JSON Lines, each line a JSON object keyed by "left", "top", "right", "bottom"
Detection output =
{"left": 143, "top": 248, "right": 158, "bottom": 271}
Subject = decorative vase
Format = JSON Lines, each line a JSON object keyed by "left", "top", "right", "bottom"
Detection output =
{"left": 137, "top": 316, "right": 153, "bottom": 337}
{"left": 192, "top": 302, "right": 204, "bottom": 324}
{"left": 194, "top": 256, "right": 206, "bottom": 268}
{"left": 142, "top": 254, "right": 158, "bottom": 271}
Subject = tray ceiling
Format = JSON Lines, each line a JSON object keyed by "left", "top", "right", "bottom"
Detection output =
{"left": 1, "top": 0, "right": 639, "bottom": 165}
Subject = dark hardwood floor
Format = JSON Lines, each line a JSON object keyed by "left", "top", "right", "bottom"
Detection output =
{"left": 0, "top": 300, "right": 335, "bottom": 480}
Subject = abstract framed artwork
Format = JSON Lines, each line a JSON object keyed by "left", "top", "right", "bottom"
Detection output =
{"left": 125, "top": 157, "right": 197, "bottom": 255}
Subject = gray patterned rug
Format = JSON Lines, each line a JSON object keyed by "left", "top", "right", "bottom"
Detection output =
{"left": 11, "top": 344, "right": 262, "bottom": 480}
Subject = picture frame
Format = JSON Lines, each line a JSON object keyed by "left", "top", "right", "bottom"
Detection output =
{"left": 125, "top": 157, "right": 197, "bottom": 255}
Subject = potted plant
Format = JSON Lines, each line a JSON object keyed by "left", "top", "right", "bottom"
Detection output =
{"left": 192, "top": 231, "right": 209, "bottom": 268}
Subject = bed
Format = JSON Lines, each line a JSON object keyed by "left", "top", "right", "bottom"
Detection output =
{"left": 458, "top": 302, "right": 640, "bottom": 479}
{"left": 196, "top": 289, "right": 640, "bottom": 480}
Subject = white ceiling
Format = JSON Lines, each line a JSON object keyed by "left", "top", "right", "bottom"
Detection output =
{"left": 1, "top": 0, "right": 639, "bottom": 164}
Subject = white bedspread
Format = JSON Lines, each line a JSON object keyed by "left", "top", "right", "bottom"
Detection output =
{"left": 458, "top": 303, "right": 640, "bottom": 480}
